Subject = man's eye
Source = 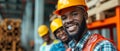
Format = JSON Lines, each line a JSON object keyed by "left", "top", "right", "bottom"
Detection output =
{"left": 72, "top": 12, "right": 78, "bottom": 16}
{"left": 61, "top": 16, "right": 67, "bottom": 20}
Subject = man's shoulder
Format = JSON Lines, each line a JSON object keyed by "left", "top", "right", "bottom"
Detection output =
{"left": 50, "top": 42, "right": 66, "bottom": 51}
{"left": 91, "top": 34, "right": 115, "bottom": 45}
{"left": 41, "top": 42, "right": 47, "bottom": 46}
{"left": 96, "top": 40, "right": 115, "bottom": 46}
{"left": 87, "top": 34, "right": 117, "bottom": 50}
{"left": 53, "top": 41, "right": 64, "bottom": 47}
{"left": 40, "top": 43, "right": 46, "bottom": 51}
{"left": 51, "top": 41, "right": 65, "bottom": 49}
{"left": 53, "top": 39, "right": 60, "bottom": 44}
{"left": 94, "top": 40, "right": 117, "bottom": 51}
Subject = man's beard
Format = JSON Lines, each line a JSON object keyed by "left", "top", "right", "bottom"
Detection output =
{"left": 67, "top": 17, "right": 87, "bottom": 41}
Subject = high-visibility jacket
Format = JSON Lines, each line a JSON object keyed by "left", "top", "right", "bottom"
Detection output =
{"left": 82, "top": 34, "right": 117, "bottom": 51}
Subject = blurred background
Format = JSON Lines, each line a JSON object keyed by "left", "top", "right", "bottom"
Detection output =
{"left": 0, "top": 0, "right": 119, "bottom": 51}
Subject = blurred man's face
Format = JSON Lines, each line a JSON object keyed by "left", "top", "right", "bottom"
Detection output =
{"left": 55, "top": 27, "right": 68, "bottom": 42}
{"left": 60, "top": 6, "right": 87, "bottom": 37}
{"left": 42, "top": 33, "right": 50, "bottom": 42}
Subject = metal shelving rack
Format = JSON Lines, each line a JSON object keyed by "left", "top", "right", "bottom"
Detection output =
{"left": 87, "top": 6, "right": 120, "bottom": 50}
{"left": 86, "top": 0, "right": 120, "bottom": 50}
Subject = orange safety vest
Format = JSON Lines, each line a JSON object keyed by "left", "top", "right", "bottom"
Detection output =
{"left": 83, "top": 34, "right": 116, "bottom": 51}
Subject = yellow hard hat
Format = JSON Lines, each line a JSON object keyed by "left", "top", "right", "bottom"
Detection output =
{"left": 38, "top": 25, "right": 49, "bottom": 37}
{"left": 54, "top": 0, "right": 88, "bottom": 15}
{"left": 50, "top": 18, "right": 63, "bottom": 33}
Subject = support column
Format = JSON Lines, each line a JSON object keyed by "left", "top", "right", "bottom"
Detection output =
{"left": 0, "top": 14, "right": 2, "bottom": 18}
{"left": 116, "top": 6, "right": 120, "bottom": 50}
{"left": 34, "top": 0, "right": 44, "bottom": 51}
{"left": 21, "top": 0, "right": 33, "bottom": 51}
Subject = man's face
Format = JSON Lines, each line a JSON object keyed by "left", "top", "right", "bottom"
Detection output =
{"left": 60, "top": 6, "right": 87, "bottom": 36}
{"left": 42, "top": 33, "right": 50, "bottom": 42}
{"left": 55, "top": 27, "right": 68, "bottom": 42}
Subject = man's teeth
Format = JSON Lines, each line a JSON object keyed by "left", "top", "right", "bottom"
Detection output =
{"left": 61, "top": 36, "right": 66, "bottom": 39}
{"left": 67, "top": 25, "right": 76, "bottom": 32}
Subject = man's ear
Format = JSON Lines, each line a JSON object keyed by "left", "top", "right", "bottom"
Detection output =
{"left": 77, "top": 6, "right": 88, "bottom": 19}
{"left": 84, "top": 12, "right": 88, "bottom": 20}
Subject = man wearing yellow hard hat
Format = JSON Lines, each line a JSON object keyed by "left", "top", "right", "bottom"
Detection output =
{"left": 38, "top": 25, "right": 58, "bottom": 51}
{"left": 50, "top": 18, "right": 71, "bottom": 51}
{"left": 54, "top": 0, "right": 117, "bottom": 51}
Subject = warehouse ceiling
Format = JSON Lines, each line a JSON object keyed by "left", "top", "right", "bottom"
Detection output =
{"left": 0, "top": 0, "right": 57, "bottom": 21}
{"left": 0, "top": 0, "right": 26, "bottom": 19}
{"left": 44, "top": 0, "right": 57, "bottom": 16}
{"left": 45, "top": 0, "right": 57, "bottom": 4}
{"left": 44, "top": 0, "right": 57, "bottom": 25}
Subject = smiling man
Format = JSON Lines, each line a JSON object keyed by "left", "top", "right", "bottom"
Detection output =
{"left": 38, "top": 25, "right": 58, "bottom": 51}
{"left": 53, "top": 0, "right": 118, "bottom": 51}
{"left": 60, "top": 6, "right": 87, "bottom": 41}
{"left": 50, "top": 18, "right": 71, "bottom": 51}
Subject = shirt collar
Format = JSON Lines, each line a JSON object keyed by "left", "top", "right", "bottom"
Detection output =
{"left": 76, "top": 32, "right": 91, "bottom": 49}
{"left": 68, "top": 32, "right": 92, "bottom": 49}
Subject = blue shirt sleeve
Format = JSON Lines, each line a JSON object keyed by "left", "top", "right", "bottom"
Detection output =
{"left": 50, "top": 42, "right": 66, "bottom": 51}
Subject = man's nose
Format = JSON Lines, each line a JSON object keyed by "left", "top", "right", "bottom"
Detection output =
{"left": 66, "top": 16, "right": 74, "bottom": 24}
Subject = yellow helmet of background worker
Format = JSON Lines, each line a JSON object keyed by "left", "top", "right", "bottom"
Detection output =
{"left": 38, "top": 25, "right": 49, "bottom": 37}
{"left": 50, "top": 18, "right": 63, "bottom": 33}
{"left": 54, "top": 0, "right": 88, "bottom": 15}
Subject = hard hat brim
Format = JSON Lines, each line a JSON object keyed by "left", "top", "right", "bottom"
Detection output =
{"left": 54, "top": 5, "right": 88, "bottom": 15}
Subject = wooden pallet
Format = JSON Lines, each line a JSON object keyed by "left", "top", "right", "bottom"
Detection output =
{"left": 0, "top": 18, "right": 24, "bottom": 51}
{"left": 86, "top": 0, "right": 120, "bottom": 24}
